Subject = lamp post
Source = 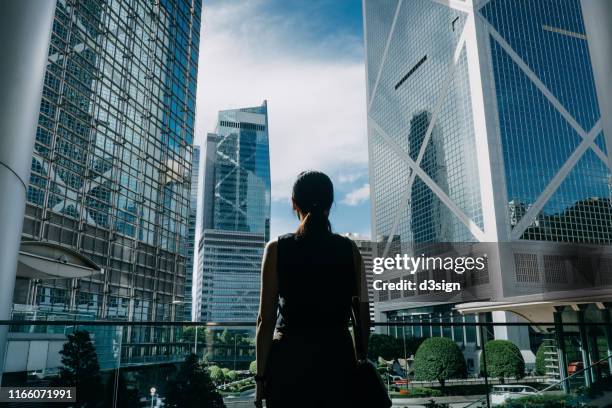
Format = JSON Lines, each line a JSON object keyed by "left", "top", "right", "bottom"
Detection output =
{"left": 149, "top": 387, "right": 156, "bottom": 408}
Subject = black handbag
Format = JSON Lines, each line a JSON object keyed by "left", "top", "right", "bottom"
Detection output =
{"left": 351, "top": 296, "right": 392, "bottom": 408}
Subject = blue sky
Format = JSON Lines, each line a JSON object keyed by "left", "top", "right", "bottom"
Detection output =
{"left": 195, "top": 0, "right": 371, "bottom": 239}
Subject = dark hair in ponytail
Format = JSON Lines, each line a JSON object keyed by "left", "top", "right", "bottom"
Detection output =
{"left": 292, "top": 170, "right": 334, "bottom": 236}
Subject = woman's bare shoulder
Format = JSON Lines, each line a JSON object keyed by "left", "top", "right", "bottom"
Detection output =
{"left": 264, "top": 239, "right": 278, "bottom": 257}
{"left": 266, "top": 238, "right": 278, "bottom": 249}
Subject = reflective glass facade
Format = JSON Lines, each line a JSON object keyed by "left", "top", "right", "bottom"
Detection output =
{"left": 365, "top": 0, "right": 482, "bottom": 245}
{"left": 198, "top": 102, "right": 271, "bottom": 323}
{"left": 481, "top": 0, "right": 612, "bottom": 242}
{"left": 365, "top": 0, "right": 612, "bottom": 318}
{"left": 365, "top": 0, "right": 611, "bottom": 247}
{"left": 198, "top": 230, "right": 266, "bottom": 323}
{"left": 212, "top": 103, "right": 271, "bottom": 239}
{"left": 21, "top": 0, "right": 201, "bottom": 321}
{"left": 184, "top": 145, "right": 200, "bottom": 321}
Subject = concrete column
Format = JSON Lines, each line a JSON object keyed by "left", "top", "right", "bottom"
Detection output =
{"left": 0, "top": 0, "right": 56, "bottom": 381}
{"left": 475, "top": 313, "right": 482, "bottom": 348}
{"left": 581, "top": 0, "right": 612, "bottom": 171}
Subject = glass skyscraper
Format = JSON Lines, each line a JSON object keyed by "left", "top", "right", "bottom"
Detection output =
{"left": 184, "top": 145, "right": 200, "bottom": 321}
{"left": 365, "top": 0, "right": 611, "bottom": 292}
{"left": 19, "top": 0, "right": 201, "bottom": 323}
{"left": 364, "top": 0, "right": 612, "bottom": 375}
{"left": 198, "top": 102, "right": 271, "bottom": 323}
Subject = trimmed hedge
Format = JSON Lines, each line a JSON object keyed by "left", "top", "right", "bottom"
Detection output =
{"left": 208, "top": 365, "right": 224, "bottom": 382}
{"left": 500, "top": 394, "right": 595, "bottom": 408}
{"left": 480, "top": 340, "right": 525, "bottom": 381}
{"left": 226, "top": 370, "right": 237, "bottom": 381}
{"left": 413, "top": 337, "right": 467, "bottom": 387}
{"left": 398, "top": 387, "right": 442, "bottom": 398}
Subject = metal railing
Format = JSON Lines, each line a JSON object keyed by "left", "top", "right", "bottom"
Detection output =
{"left": 2, "top": 319, "right": 611, "bottom": 408}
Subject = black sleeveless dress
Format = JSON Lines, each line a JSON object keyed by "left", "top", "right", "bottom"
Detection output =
{"left": 265, "top": 232, "right": 358, "bottom": 408}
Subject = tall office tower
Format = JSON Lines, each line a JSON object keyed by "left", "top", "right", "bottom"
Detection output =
{"left": 343, "top": 233, "right": 376, "bottom": 324}
{"left": 184, "top": 145, "right": 200, "bottom": 321}
{"left": 198, "top": 102, "right": 271, "bottom": 323}
{"left": 364, "top": 0, "right": 612, "bottom": 363}
{"left": 18, "top": 0, "right": 202, "bottom": 323}
{"left": 408, "top": 111, "right": 450, "bottom": 242}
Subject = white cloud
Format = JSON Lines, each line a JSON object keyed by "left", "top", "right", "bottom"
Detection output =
{"left": 341, "top": 183, "right": 370, "bottom": 206}
{"left": 338, "top": 172, "right": 368, "bottom": 184}
{"left": 195, "top": 1, "right": 368, "bottom": 202}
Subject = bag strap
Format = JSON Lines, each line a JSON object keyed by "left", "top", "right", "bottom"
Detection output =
{"left": 351, "top": 295, "right": 367, "bottom": 361}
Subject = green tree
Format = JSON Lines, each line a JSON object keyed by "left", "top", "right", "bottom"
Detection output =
{"left": 58, "top": 330, "right": 102, "bottom": 407}
{"left": 368, "top": 334, "right": 423, "bottom": 361}
{"left": 480, "top": 340, "right": 525, "bottom": 382}
{"left": 182, "top": 326, "right": 208, "bottom": 345}
{"left": 219, "top": 329, "right": 233, "bottom": 345}
{"left": 226, "top": 370, "right": 237, "bottom": 381}
{"left": 165, "top": 354, "right": 225, "bottom": 408}
{"left": 535, "top": 343, "right": 547, "bottom": 376}
{"left": 208, "top": 365, "right": 225, "bottom": 383}
{"left": 217, "top": 329, "right": 252, "bottom": 346}
{"left": 367, "top": 334, "right": 403, "bottom": 360}
{"left": 413, "top": 337, "right": 467, "bottom": 387}
{"left": 103, "top": 369, "right": 138, "bottom": 408}
{"left": 249, "top": 360, "right": 257, "bottom": 374}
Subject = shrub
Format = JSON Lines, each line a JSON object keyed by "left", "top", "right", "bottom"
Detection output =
{"left": 249, "top": 360, "right": 257, "bottom": 374}
{"left": 535, "top": 343, "right": 547, "bottom": 376}
{"left": 226, "top": 370, "right": 237, "bottom": 381}
{"left": 481, "top": 340, "right": 525, "bottom": 381}
{"left": 413, "top": 337, "right": 467, "bottom": 387}
{"left": 500, "top": 394, "right": 594, "bottom": 408}
{"left": 404, "top": 387, "right": 442, "bottom": 398}
{"left": 208, "top": 365, "right": 224, "bottom": 383}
